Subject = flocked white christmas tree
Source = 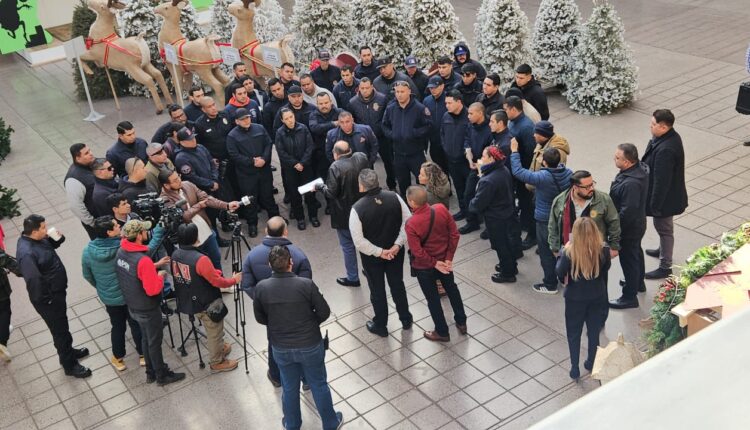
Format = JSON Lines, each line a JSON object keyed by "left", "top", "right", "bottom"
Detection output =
{"left": 290, "top": 0, "right": 352, "bottom": 68}
{"left": 531, "top": 0, "right": 582, "bottom": 86}
{"left": 409, "top": 0, "right": 463, "bottom": 67}
{"left": 475, "top": 0, "right": 531, "bottom": 80}
{"left": 565, "top": 0, "right": 638, "bottom": 115}
{"left": 120, "top": 0, "right": 163, "bottom": 97}
{"left": 180, "top": 1, "right": 207, "bottom": 41}
{"left": 210, "top": 0, "right": 234, "bottom": 75}
{"left": 351, "top": 0, "right": 411, "bottom": 65}
{"left": 255, "top": 0, "right": 288, "bottom": 43}
{"left": 474, "top": 0, "right": 492, "bottom": 60}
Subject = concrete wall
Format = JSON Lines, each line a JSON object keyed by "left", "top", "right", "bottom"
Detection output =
{"left": 38, "top": 0, "right": 78, "bottom": 29}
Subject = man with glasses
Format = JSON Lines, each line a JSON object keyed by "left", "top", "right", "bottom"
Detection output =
{"left": 144, "top": 143, "right": 174, "bottom": 192}
{"left": 455, "top": 63, "right": 482, "bottom": 107}
{"left": 92, "top": 158, "right": 118, "bottom": 218}
{"left": 548, "top": 170, "right": 621, "bottom": 259}
{"left": 151, "top": 105, "right": 193, "bottom": 144}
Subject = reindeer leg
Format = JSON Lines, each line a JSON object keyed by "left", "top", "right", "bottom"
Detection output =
{"left": 78, "top": 52, "right": 96, "bottom": 75}
{"left": 126, "top": 64, "right": 166, "bottom": 114}
{"left": 213, "top": 67, "right": 230, "bottom": 86}
{"left": 196, "top": 68, "right": 226, "bottom": 107}
{"left": 144, "top": 64, "right": 174, "bottom": 105}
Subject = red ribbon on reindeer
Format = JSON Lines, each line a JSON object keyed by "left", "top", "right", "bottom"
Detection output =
{"left": 159, "top": 38, "right": 226, "bottom": 73}
{"left": 84, "top": 32, "right": 141, "bottom": 67}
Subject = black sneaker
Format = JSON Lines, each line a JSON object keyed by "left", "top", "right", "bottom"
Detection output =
{"left": 157, "top": 370, "right": 186, "bottom": 386}
{"left": 297, "top": 219, "right": 306, "bottom": 231}
{"left": 336, "top": 277, "right": 361, "bottom": 287}
{"left": 64, "top": 363, "right": 92, "bottom": 379}
{"left": 609, "top": 296, "right": 639, "bottom": 309}
{"left": 645, "top": 248, "right": 660, "bottom": 258}
{"left": 532, "top": 284, "right": 558, "bottom": 295}
{"left": 452, "top": 211, "right": 466, "bottom": 221}
{"left": 309, "top": 217, "right": 321, "bottom": 228}
{"left": 644, "top": 267, "right": 672, "bottom": 279}
{"left": 73, "top": 347, "right": 90, "bottom": 359}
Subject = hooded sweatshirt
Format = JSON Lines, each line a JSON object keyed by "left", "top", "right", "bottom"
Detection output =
{"left": 510, "top": 153, "right": 573, "bottom": 222}
{"left": 452, "top": 42, "right": 487, "bottom": 81}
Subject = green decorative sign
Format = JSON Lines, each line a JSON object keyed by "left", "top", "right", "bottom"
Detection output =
{"left": 0, "top": 0, "right": 52, "bottom": 54}
{"left": 190, "top": 0, "right": 213, "bottom": 9}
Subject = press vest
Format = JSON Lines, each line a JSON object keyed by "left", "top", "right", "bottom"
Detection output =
{"left": 171, "top": 247, "right": 221, "bottom": 314}
{"left": 115, "top": 248, "right": 160, "bottom": 312}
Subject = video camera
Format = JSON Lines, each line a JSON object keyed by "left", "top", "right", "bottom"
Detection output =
{"left": 132, "top": 192, "right": 185, "bottom": 238}
{"left": 218, "top": 195, "right": 254, "bottom": 225}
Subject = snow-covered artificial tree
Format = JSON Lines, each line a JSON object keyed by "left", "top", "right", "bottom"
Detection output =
{"left": 351, "top": 0, "right": 411, "bottom": 65}
{"left": 120, "top": 0, "right": 163, "bottom": 97}
{"left": 290, "top": 0, "right": 352, "bottom": 68}
{"left": 473, "top": 0, "right": 492, "bottom": 60}
{"left": 531, "top": 0, "right": 582, "bottom": 86}
{"left": 565, "top": 0, "right": 638, "bottom": 115}
{"left": 210, "top": 0, "right": 234, "bottom": 75}
{"left": 180, "top": 1, "right": 207, "bottom": 40}
{"left": 475, "top": 0, "right": 531, "bottom": 81}
{"left": 409, "top": 0, "right": 463, "bottom": 67}
{"left": 255, "top": 0, "right": 288, "bottom": 43}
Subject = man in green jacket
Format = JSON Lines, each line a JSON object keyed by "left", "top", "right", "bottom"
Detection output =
{"left": 82, "top": 216, "right": 168, "bottom": 371}
{"left": 548, "top": 170, "right": 621, "bottom": 257}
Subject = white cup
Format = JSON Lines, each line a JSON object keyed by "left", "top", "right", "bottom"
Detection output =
{"left": 47, "top": 227, "right": 62, "bottom": 241}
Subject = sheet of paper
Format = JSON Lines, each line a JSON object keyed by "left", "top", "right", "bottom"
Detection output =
{"left": 298, "top": 178, "right": 323, "bottom": 195}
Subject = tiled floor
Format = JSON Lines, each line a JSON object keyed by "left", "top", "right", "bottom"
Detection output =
{"left": 1, "top": 0, "right": 750, "bottom": 428}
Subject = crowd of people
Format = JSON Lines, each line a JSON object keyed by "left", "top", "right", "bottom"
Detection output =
{"left": 0, "top": 42, "right": 689, "bottom": 429}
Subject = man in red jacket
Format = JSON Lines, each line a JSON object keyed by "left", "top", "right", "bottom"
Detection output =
{"left": 404, "top": 186, "right": 466, "bottom": 342}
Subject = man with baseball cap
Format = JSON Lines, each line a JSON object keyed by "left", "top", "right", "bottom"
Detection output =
{"left": 423, "top": 76, "right": 450, "bottom": 175}
{"left": 145, "top": 143, "right": 174, "bottom": 193}
{"left": 452, "top": 42, "right": 487, "bottom": 81}
{"left": 116, "top": 219, "right": 185, "bottom": 386}
{"left": 174, "top": 127, "right": 220, "bottom": 194}
{"left": 456, "top": 63, "right": 482, "bottom": 106}
{"left": 310, "top": 48, "right": 341, "bottom": 92}
{"left": 404, "top": 55, "right": 428, "bottom": 101}
{"left": 373, "top": 56, "right": 419, "bottom": 104}
{"left": 118, "top": 157, "right": 148, "bottom": 204}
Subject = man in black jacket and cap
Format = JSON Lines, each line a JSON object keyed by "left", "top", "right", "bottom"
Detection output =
{"left": 641, "top": 109, "right": 688, "bottom": 280}
{"left": 16, "top": 215, "right": 92, "bottom": 378}
{"left": 107, "top": 121, "right": 149, "bottom": 179}
{"left": 404, "top": 56, "right": 428, "bottom": 101}
{"left": 511, "top": 64, "right": 549, "bottom": 121}
{"left": 316, "top": 141, "right": 370, "bottom": 287}
{"left": 455, "top": 63, "right": 482, "bottom": 106}
{"left": 64, "top": 143, "right": 97, "bottom": 239}
{"left": 373, "top": 57, "right": 419, "bottom": 104}
{"left": 227, "top": 108, "right": 280, "bottom": 237}
{"left": 452, "top": 42, "right": 487, "bottom": 81}
{"left": 310, "top": 48, "right": 341, "bottom": 91}
{"left": 609, "top": 143, "right": 649, "bottom": 309}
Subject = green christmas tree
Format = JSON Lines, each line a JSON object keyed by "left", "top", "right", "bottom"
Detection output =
{"left": 565, "top": 0, "right": 638, "bottom": 115}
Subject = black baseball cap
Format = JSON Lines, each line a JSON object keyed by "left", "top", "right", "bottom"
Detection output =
{"left": 427, "top": 75, "right": 444, "bottom": 89}
{"left": 234, "top": 108, "right": 251, "bottom": 119}
{"left": 376, "top": 57, "right": 393, "bottom": 69}
{"left": 288, "top": 85, "right": 302, "bottom": 95}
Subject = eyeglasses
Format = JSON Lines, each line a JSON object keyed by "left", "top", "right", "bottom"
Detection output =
{"left": 151, "top": 149, "right": 164, "bottom": 156}
{"left": 576, "top": 181, "right": 596, "bottom": 190}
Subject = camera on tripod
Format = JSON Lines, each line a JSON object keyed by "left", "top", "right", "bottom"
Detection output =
{"left": 219, "top": 195, "right": 255, "bottom": 225}
{"left": 132, "top": 192, "right": 185, "bottom": 242}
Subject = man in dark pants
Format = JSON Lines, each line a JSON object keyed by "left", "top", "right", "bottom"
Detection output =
{"left": 309, "top": 93, "right": 343, "bottom": 214}
{"left": 641, "top": 109, "right": 688, "bottom": 279}
{"left": 64, "top": 143, "right": 97, "bottom": 239}
{"left": 459, "top": 102, "right": 493, "bottom": 235}
{"left": 423, "top": 76, "right": 449, "bottom": 175}
{"left": 609, "top": 143, "right": 650, "bottom": 309}
{"left": 116, "top": 219, "right": 185, "bottom": 386}
{"left": 405, "top": 186, "right": 466, "bottom": 342}
{"left": 242, "top": 217, "right": 312, "bottom": 388}
{"left": 505, "top": 96, "right": 537, "bottom": 248}
{"left": 254, "top": 246, "right": 343, "bottom": 430}
{"left": 226, "top": 108, "right": 280, "bottom": 238}
{"left": 0, "top": 225, "right": 21, "bottom": 361}
{"left": 350, "top": 169, "right": 413, "bottom": 337}
{"left": 469, "top": 147, "right": 519, "bottom": 283}
{"left": 382, "top": 82, "right": 432, "bottom": 197}
{"left": 16, "top": 215, "right": 92, "bottom": 377}
{"left": 440, "top": 90, "right": 470, "bottom": 220}
{"left": 348, "top": 78, "right": 394, "bottom": 189}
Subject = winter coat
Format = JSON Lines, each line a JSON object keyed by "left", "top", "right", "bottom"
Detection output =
{"left": 174, "top": 144, "right": 218, "bottom": 192}
{"left": 322, "top": 152, "right": 370, "bottom": 229}
{"left": 440, "top": 72, "right": 462, "bottom": 90}
{"left": 440, "top": 109, "right": 469, "bottom": 162}
{"left": 426, "top": 181, "right": 451, "bottom": 210}
{"left": 0, "top": 247, "right": 21, "bottom": 302}
{"left": 117, "top": 180, "right": 148, "bottom": 204}
{"left": 373, "top": 71, "right": 419, "bottom": 104}
{"left": 452, "top": 42, "right": 487, "bottom": 81}
{"left": 348, "top": 91, "right": 387, "bottom": 137}
{"left": 468, "top": 162, "right": 515, "bottom": 222}
{"left": 641, "top": 128, "right": 688, "bottom": 217}
{"left": 354, "top": 61, "right": 379, "bottom": 82}
{"left": 529, "top": 134, "right": 571, "bottom": 172}
{"left": 272, "top": 102, "right": 315, "bottom": 132}
{"left": 150, "top": 119, "right": 194, "bottom": 144}
{"left": 511, "top": 77, "right": 549, "bottom": 120}
{"left": 224, "top": 97, "right": 261, "bottom": 122}
{"left": 311, "top": 64, "right": 341, "bottom": 91}
{"left": 262, "top": 96, "right": 286, "bottom": 140}
{"left": 508, "top": 113, "right": 536, "bottom": 168}
{"left": 226, "top": 124, "right": 273, "bottom": 175}
{"left": 302, "top": 85, "right": 337, "bottom": 108}
{"left": 492, "top": 129, "right": 513, "bottom": 172}
{"left": 309, "top": 107, "right": 343, "bottom": 149}
{"left": 454, "top": 78, "right": 482, "bottom": 107}
{"left": 16, "top": 236, "right": 67, "bottom": 304}
{"left": 548, "top": 190, "right": 621, "bottom": 252}
{"left": 194, "top": 111, "right": 233, "bottom": 160}
{"left": 160, "top": 180, "right": 227, "bottom": 226}
{"left": 145, "top": 159, "right": 174, "bottom": 193}
{"left": 92, "top": 178, "right": 119, "bottom": 218}
{"left": 510, "top": 153, "right": 573, "bottom": 222}
{"left": 407, "top": 69, "right": 429, "bottom": 101}
{"left": 464, "top": 120, "right": 493, "bottom": 163}
{"left": 423, "top": 90, "right": 447, "bottom": 146}
{"left": 275, "top": 123, "right": 314, "bottom": 168}
{"left": 106, "top": 138, "right": 148, "bottom": 179}
{"left": 325, "top": 124, "right": 379, "bottom": 164}
{"left": 382, "top": 98, "right": 432, "bottom": 156}
{"left": 333, "top": 79, "right": 359, "bottom": 112}
{"left": 476, "top": 90, "right": 505, "bottom": 115}
{"left": 610, "top": 162, "right": 650, "bottom": 238}
{"left": 241, "top": 236, "right": 312, "bottom": 299}
{"left": 81, "top": 232, "right": 164, "bottom": 306}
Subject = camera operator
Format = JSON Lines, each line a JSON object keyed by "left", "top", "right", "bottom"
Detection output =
{"left": 116, "top": 219, "right": 184, "bottom": 386}
{"left": 0, "top": 224, "right": 21, "bottom": 362}
{"left": 159, "top": 170, "right": 240, "bottom": 270}
{"left": 82, "top": 216, "right": 167, "bottom": 371}
{"left": 118, "top": 158, "right": 149, "bottom": 204}
{"left": 172, "top": 224, "right": 242, "bottom": 373}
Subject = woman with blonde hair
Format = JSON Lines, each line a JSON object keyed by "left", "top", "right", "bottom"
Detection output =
{"left": 418, "top": 161, "right": 451, "bottom": 209}
{"left": 556, "top": 217, "right": 611, "bottom": 380}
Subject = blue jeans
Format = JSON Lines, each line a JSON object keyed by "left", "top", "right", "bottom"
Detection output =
{"left": 272, "top": 341, "right": 339, "bottom": 430}
{"left": 536, "top": 220, "right": 558, "bottom": 288}
{"left": 336, "top": 229, "right": 359, "bottom": 282}
{"left": 199, "top": 232, "right": 222, "bottom": 271}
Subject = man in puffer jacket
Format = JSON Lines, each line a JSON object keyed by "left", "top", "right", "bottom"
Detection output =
{"left": 82, "top": 216, "right": 167, "bottom": 371}
{"left": 511, "top": 142, "right": 573, "bottom": 295}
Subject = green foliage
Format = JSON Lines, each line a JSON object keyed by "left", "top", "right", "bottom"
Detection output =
{"left": 71, "top": 0, "right": 130, "bottom": 101}
{"left": 0, "top": 185, "right": 21, "bottom": 220}
{"left": 645, "top": 223, "right": 750, "bottom": 356}
{"left": 0, "top": 117, "right": 12, "bottom": 163}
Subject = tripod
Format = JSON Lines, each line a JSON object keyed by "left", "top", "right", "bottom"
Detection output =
{"left": 224, "top": 218, "right": 252, "bottom": 373}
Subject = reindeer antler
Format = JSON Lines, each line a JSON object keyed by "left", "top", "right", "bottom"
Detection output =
{"left": 241, "top": 0, "right": 251, "bottom": 7}
{"left": 107, "top": 0, "right": 114, "bottom": 7}
{"left": 172, "top": 0, "right": 183, "bottom": 6}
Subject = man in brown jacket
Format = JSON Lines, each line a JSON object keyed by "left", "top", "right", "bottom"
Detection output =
{"left": 528, "top": 121, "right": 570, "bottom": 173}
{"left": 159, "top": 170, "right": 240, "bottom": 270}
